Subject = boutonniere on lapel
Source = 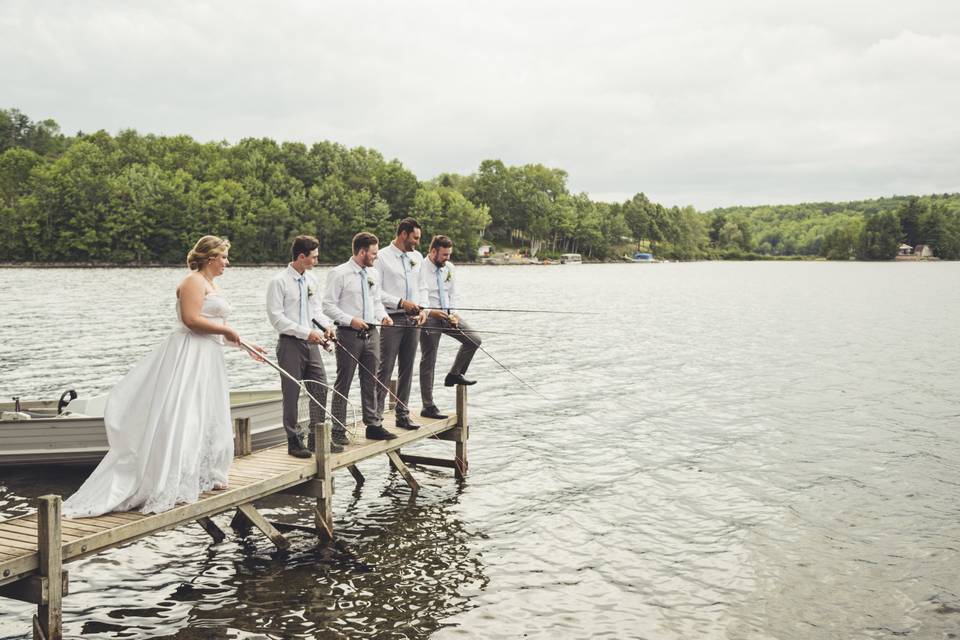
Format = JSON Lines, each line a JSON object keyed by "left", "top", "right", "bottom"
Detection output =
{"left": 307, "top": 285, "right": 315, "bottom": 298}
{"left": 445, "top": 269, "right": 453, "bottom": 283}
{"left": 367, "top": 276, "right": 376, "bottom": 288}
{"left": 408, "top": 257, "right": 418, "bottom": 268}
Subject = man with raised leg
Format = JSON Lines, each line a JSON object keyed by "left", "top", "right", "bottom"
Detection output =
{"left": 419, "top": 235, "right": 481, "bottom": 421}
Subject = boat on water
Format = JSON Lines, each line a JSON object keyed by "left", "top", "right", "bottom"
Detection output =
{"left": 632, "top": 252, "right": 656, "bottom": 262}
{"left": 0, "top": 389, "right": 289, "bottom": 467}
{"left": 560, "top": 253, "right": 583, "bottom": 264}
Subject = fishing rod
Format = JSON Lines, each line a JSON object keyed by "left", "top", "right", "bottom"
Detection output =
{"left": 363, "top": 322, "right": 534, "bottom": 338}
{"left": 445, "top": 326, "right": 553, "bottom": 402}
{"left": 421, "top": 306, "right": 594, "bottom": 315}
{"left": 238, "top": 338, "right": 361, "bottom": 435}
{"left": 315, "top": 320, "right": 415, "bottom": 417}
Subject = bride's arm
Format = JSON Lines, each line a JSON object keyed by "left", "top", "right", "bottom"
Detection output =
{"left": 179, "top": 276, "right": 240, "bottom": 343}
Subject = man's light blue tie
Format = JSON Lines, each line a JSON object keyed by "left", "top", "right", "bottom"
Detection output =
{"left": 360, "top": 268, "right": 371, "bottom": 322}
{"left": 297, "top": 275, "right": 308, "bottom": 328}
{"left": 401, "top": 253, "right": 411, "bottom": 301}
{"left": 436, "top": 266, "right": 448, "bottom": 313}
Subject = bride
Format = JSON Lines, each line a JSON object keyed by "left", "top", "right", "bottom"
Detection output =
{"left": 63, "top": 235, "right": 264, "bottom": 518}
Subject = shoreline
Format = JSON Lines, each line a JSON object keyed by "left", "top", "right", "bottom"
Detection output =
{"left": 0, "top": 257, "right": 948, "bottom": 269}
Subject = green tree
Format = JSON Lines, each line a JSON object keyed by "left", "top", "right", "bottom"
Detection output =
{"left": 855, "top": 212, "right": 902, "bottom": 260}
{"left": 820, "top": 217, "right": 863, "bottom": 260}
{"left": 412, "top": 186, "right": 491, "bottom": 260}
{"left": 897, "top": 197, "right": 924, "bottom": 246}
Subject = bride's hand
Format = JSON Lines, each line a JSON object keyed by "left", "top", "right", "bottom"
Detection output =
{"left": 223, "top": 326, "right": 241, "bottom": 345}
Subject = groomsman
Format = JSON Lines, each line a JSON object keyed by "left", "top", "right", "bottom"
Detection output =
{"left": 419, "top": 235, "right": 481, "bottom": 420}
{"left": 322, "top": 232, "right": 396, "bottom": 441}
{"left": 374, "top": 217, "right": 428, "bottom": 430}
{"left": 266, "top": 235, "right": 340, "bottom": 458}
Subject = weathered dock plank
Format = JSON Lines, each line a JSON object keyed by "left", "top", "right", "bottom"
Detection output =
{"left": 0, "top": 392, "right": 470, "bottom": 639}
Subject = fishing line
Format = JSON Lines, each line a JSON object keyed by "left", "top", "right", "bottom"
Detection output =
{"left": 238, "top": 339, "right": 362, "bottom": 437}
{"left": 319, "top": 321, "right": 458, "bottom": 446}
{"left": 422, "top": 306, "right": 595, "bottom": 315}
{"left": 365, "top": 322, "right": 536, "bottom": 338}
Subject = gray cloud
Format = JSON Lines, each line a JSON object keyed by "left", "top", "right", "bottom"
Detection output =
{"left": 2, "top": 0, "right": 958, "bottom": 209}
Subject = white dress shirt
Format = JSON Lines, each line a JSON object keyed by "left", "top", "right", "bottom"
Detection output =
{"left": 374, "top": 242, "right": 427, "bottom": 311}
{"left": 421, "top": 258, "right": 457, "bottom": 314}
{"left": 322, "top": 258, "right": 389, "bottom": 326}
{"left": 266, "top": 265, "right": 334, "bottom": 339}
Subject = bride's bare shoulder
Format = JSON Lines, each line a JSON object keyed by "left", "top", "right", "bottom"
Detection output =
{"left": 177, "top": 273, "right": 206, "bottom": 299}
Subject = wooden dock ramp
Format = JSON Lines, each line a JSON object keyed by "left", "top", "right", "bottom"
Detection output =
{"left": 0, "top": 385, "right": 470, "bottom": 639}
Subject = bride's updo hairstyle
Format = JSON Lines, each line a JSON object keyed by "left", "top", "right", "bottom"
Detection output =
{"left": 187, "top": 235, "right": 231, "bottom": 270}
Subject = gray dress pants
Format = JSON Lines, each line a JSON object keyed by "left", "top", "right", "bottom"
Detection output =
{"left": 277, "top": 335, "right": 328, "bottom": 441}
{"left": 419, "top": 317, "right": 481, "bottom": 410}
{"left": 332, "top": 328, "right": 381, "bottom": 429}
{"left": 377, "top": 313, "right": 418, "bottom": 420}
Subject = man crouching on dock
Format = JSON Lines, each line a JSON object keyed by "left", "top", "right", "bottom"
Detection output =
{"left": 419, "top": 235, "right": 481, "bottom": 420}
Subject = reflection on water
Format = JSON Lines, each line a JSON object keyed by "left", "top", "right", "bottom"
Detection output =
{"left": 3, "top": 465, "right": 486, "bottom": 639}
{"left": 1, "top": 263, "right": 960, "bottom": 638}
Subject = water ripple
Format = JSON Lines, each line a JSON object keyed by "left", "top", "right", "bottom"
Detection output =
{"left": 1, "top": 262, "right": 959, "bottom": 638}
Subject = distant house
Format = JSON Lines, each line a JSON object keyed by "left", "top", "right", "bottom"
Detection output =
{"left": 898, "top": 243, "right": 914, "bottom": 256}
{"left": 478, "top": 245, "right": 491, "bottom": 257}
{"left": 914, "top": 244, "right": 934, "bottom": 258}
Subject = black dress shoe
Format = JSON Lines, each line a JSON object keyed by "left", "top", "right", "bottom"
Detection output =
{"left": 307, "top": 430, "right": 344, "bottom": 454}
{"left": 444, "top": 373, "right": 477, "bottom": 387}
{"left": 331, "top": 428, "right": 350, "bottom": 446}
{"left": 365, "top": 424, "right": 398, "bottom": 440}
{"left": 420, "top": 406, "right": 449, "bottom": 420}
{"left": 396, "top": 416, "right": 421, "bottom": 430}
{"left": 287, "top": 437, "right": 311, "bottom": 458}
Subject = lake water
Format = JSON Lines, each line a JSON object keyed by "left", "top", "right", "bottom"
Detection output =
{"left": 1, "top": 262, "right": 958, "bottom": 639}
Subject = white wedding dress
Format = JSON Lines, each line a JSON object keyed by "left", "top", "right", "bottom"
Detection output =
{"left": 63, "top": 292, "right": 235, "bottom": 517}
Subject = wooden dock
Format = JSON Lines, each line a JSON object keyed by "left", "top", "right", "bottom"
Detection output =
{"left": 0, "top": 385, "right": 470, "bottom": 640}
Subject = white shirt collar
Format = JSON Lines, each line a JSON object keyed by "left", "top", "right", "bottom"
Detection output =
{"left": 348, "top": 257, "right": 367, "bottom": 274}
{"left": 286, "top": 264, "right": 306, "bottom": 280}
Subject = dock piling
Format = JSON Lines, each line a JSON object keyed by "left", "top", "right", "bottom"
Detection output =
{"left": 0, "top": 397, "right": 468, "bottom": 636}
{"left": 314, "top": 422, "right": 333, "bottom": 542}
{"left": 34, "top": 495, "right": 63, "bottom": 640}
{"left": 455, "top": 385, "right": 469, "bottom": 480}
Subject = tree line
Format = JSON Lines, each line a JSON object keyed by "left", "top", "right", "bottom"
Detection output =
{"left": 2, "top": 108, "right": 958, "bottom": 264}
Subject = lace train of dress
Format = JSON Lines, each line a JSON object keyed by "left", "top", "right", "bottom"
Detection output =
{"left": 63, "top": 293, "right": 235, "bottom": 518}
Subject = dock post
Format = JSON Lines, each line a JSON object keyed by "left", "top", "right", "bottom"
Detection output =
{"left": 314, "top": 422, "right": 334, "bottom": 541}
{"left": 233, "top": 417, "right": 252, "bottom": 456}
{"left": 455, "top": 384, "right": 469, "bottom": 480}
{"left": 34, "top": 495, "right": 62, "bottom": 640}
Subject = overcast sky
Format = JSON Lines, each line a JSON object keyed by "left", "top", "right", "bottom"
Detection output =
{"left": 3, "top": 0, "right": 959, "bottom": 209}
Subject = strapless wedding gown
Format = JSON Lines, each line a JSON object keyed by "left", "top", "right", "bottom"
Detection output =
{"left": 63, "top": 293, "right": 235, "bottom": 517}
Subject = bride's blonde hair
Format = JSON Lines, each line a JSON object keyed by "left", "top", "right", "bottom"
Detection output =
{"left": 187, "top": 235, "right": 231, "bottom": 271}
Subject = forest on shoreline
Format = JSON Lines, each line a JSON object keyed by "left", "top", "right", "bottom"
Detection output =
{"left": 2, "top": 108, "right": 959, "bottom": 265}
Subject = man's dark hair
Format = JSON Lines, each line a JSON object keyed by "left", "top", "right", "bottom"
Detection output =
{"left": 396, "top": 217, "right": 421, "bottom": 236}
{"left": 353, "top": 232, "right": 379, "bottom": 254}
{"left": 430, "top": 235, "right": 453, "bottom": 251}
{"left": 292, "top": 235, "right": 320, "bottom": 261}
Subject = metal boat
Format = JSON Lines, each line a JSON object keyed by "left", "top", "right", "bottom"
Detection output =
{"left": 0, "top": 389, "right": 289, "bottom": 467}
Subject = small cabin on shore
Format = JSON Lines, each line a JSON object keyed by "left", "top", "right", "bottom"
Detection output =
{"left": 914, "top": 244, "right": 934, "bottom": 258}
{"left": 898, "top": 244, "right": 913, "bottom": 256}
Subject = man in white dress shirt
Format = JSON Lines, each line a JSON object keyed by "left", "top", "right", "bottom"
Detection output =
{"left": 419, "top": 235, "right": 481, "bottom": 420}
{"left": 374, "top": 217, "right": 428, "bottom": 430}
{"left": 322, "top": 232, "right": 396, "bottom": 441}
{"left": 266, "top": 235, "right": 340, "bottom": 458}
